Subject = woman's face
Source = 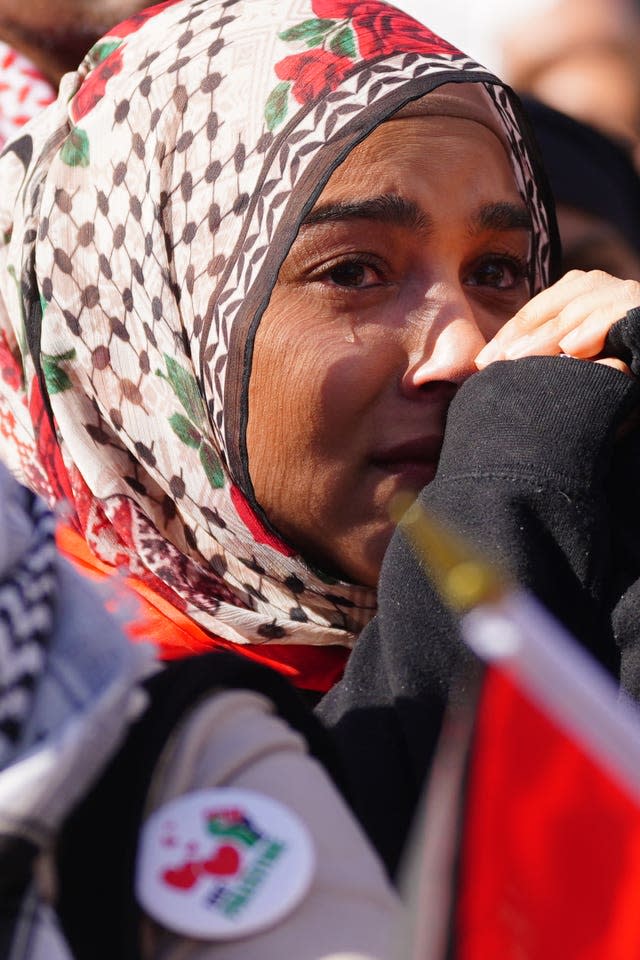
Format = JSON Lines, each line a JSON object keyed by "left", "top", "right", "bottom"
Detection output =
{"left": 247, "top": 114, "right": 532, "bottom": 587}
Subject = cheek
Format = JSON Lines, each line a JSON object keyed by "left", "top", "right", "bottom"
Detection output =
{"left": 247, "top": 308, "right": 395, "bottom": 511}
{"left": 251, "top": 313, "right": 339, "bottom": 437}
{"left": 247, "top": 279, "right": 410, "bottom": 487}
{"left": 473, "top": 292, "right": 530, "bottom": 341}
{"left": 247, "top": 300, "right": 345, "bottom": 497}
{"left": 251, "top": 290, "right": 378, "bottom": 429}
{"left": 318, "top": 343, "right": 390, "bottom": 437}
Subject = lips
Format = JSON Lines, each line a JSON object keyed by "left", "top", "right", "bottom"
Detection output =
{"left": 371, "top": 435, "right": 443, "bottom": 489}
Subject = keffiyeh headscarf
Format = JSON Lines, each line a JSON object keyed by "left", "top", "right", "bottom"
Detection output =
{"left": 0, "top": 0, "right": 558, "bottom": 660}
{"left": 0, "top": 460, "right": 152, "bottom": 958}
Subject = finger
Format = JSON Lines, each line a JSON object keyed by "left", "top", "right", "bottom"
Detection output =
{"left": 478, "top": 274, "right": 640, "bottom": 366}
{"left": 504, "top": 296, "right": 629, "bottom": 360}
{"left": 559, "top": 305, "right": 628, "bottom": 357}
{"left": 503, "top": 289, "right": 625, "bottom": 360}
{"left": 476, "top": 270, "right": 601, "bottom": 366}
{"left": 475, "top": 270, "right": 633, "bottom": 367}
{"left": 595, "top": 357, "right": 633, "bottom": 377}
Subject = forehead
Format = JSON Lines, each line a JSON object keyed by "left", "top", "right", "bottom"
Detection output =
{"left": 316, "top": 115, "right": 519, "bottom": 207}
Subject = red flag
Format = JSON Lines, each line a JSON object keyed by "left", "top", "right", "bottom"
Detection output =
{"left": 393, "top": 501, "right": 640, "bottom": 959}
{"left": 457, "top": 665, "right": 640, "bottom": 959}
{"left": 403, "top": 592, "right": 640, "bottom": 960}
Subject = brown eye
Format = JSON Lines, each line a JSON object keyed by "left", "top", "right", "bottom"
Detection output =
{"left": 328, "top": 262, "right": 370, "bottom": 287}
{"left": 467, "top": 256, "right": 528, "bottom": 290}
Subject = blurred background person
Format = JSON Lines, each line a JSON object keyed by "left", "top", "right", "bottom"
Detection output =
{"left": 0, "top": 0, "right": 150, "bottom": 147}
{"left": 501, "top": 0, "right": 640, "bottom": 164}
{"left": 0, "top": 0, "right": 151, "bottom": 84}
{"left": 397, "top": 0, "right": 640, "bottom": 167}
{"left": 522, "top": 96, "right": 640, "bottom": 279}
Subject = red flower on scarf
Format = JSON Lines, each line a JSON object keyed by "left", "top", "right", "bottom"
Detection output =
{"left": 275, "top": 49, "right": 353, "bottom": 104}
{"left": 70, "top": 47, "right": 124, "bottom": 123}
{"left": 0, "top": 331, "right": 23, "bottom": 392}
{"left": 105, "top": 0, "right": 185, "bottom": 39}
{"left": 312, "top": 0, "right": 458, "bottom": 59}
{"left": 70, "top": 0, "right": 184, "bottom": 123}
{"left": 268, "top": 1, "right": 459, "bottom": 126}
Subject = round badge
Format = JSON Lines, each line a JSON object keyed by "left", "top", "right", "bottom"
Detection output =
{"left": 136, "top": 787, "right": 315, "bottom": 940}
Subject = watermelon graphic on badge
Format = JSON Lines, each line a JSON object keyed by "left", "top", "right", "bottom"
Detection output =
{"left": 136, "top": 788, "right": 315, "bottom": 939}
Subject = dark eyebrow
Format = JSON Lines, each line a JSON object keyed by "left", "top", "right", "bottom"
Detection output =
{"left": 301, "top": 193, "right": 431, "bottom": 235}
{"left": 472, "top": 201, "right": 532, "bottom": 235}
{"left": 301, "top": 194, "right": 532, "bottom": 240}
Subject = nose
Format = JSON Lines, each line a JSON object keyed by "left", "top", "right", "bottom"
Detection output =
{"left": 401, "top": 288, "right": 488, "bottom": 395}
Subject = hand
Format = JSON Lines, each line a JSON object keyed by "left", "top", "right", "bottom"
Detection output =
{"left": 475, "top": 269, "right": 640, "bottom": 375}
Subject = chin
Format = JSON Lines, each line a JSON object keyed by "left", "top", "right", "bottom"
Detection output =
{"left": 350, "top": 523, "right": 398, "bottom": 588}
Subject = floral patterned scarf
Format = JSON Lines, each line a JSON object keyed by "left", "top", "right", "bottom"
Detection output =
{"left": 0, "top": 0, "right": 557, "bottom": 682}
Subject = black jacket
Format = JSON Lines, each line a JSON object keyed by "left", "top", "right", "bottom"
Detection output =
{"left": 318, "top": 347, "right": 640, "bottom": 876}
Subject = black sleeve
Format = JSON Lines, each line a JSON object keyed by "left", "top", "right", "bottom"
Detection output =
{"left": 601, "top": 305, "right": 640, "bottom": 698}
{"left": 605, "top": 305, "right": 640, "bottom": 377}
{"left": 317, "top": 355, "right": 639, "bottom": 877}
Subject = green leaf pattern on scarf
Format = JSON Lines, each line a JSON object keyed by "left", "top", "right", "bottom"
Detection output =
{"left": 159, "top": 354, "right": 207, "bottom": 425}
{"left": 265, "top": 81, "right": 291, "bottom": 132}
{"left": 42, "top": 350, "right": 76, "bottom": 394}
{"left": 60, "top": 128, "right": 90, "bottom": 168}
{"left": 200, "top": 443, "right": 225, "bottom": 489}
{"left": 278, "top": 18, "right": 334, "bottom": 45}
{"left": 330, "top": 25, "right": 356, "bottom": 58}
{"left": 168, "top": 412, "right": 202, "bottom": 448}
{"left": 87, "top": 39, "right": 123, "bottom": 70}
{"left": 162, "top": 357, "right": 224, "bottom": 489}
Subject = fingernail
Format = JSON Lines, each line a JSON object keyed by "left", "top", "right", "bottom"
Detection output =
{"left": 475, "top": 345, "right": 502, "bottom": 367}
{"left": 558, "top": 329, "right": 579, "bottom": 352}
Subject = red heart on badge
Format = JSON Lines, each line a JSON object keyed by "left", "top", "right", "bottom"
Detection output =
{"left": 162, "top": 860, "right": 200, "bottom": 890}
{"left": 203, "top": 845, "right": 240, "bottom": 877}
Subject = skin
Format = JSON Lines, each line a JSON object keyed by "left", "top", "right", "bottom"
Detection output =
{"left": 248, "top": 114, "right": 639, "bottom": 589}
{"left": 502, "top": 0, "right": 640, "bottom": 156}
{"left": 0, "top": 0, "right": 149, "bottom": 82}
{"left": 248, "top": 116, "right": 534, "bottom": 587}
{"left": 475, "top": 269, "right": 640, "bottom": 365}
{"left": 527, "top": 50, "right": 640, "bottom": 152}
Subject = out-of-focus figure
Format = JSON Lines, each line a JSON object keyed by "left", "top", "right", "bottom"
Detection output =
{"left": 397, "top": 0, "right": 640, "bottom": 167}
{"left": 522, "top": 96, "right": 640, "bottom": 279}
{"left": 501, "top": 0, "right": 640, "bottom": 164}
{"left": 0, "top": 0, "right": 150, "bottom": 83}
{"left": 0, "top": 0, "right": 150, "bottom": 148}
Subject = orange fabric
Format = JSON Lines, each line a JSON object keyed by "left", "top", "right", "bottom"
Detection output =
{"left": 56, "top": 524, "right": 348, "bottom": 693}
{"left": 456, "top": 668, "right": 640, "bottom": 960}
